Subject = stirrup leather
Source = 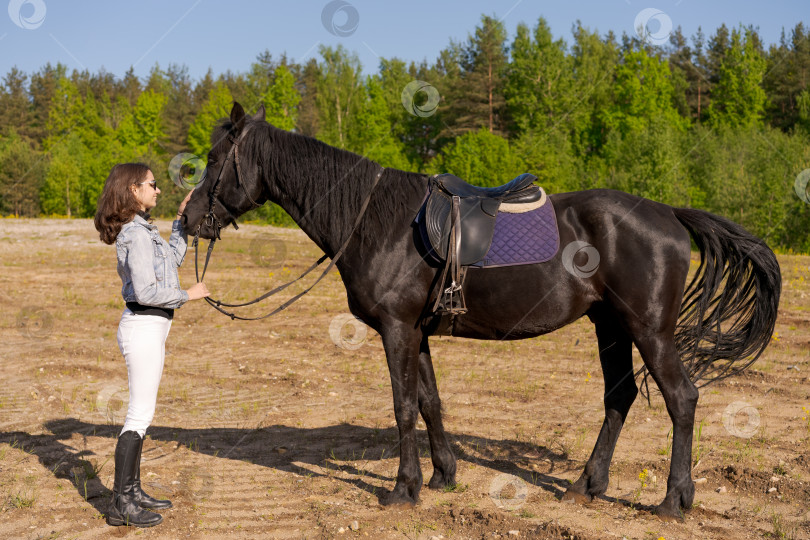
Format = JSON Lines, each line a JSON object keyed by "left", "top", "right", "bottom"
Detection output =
{"left": 432, "top": 196, "right": 468, "bottom": 316}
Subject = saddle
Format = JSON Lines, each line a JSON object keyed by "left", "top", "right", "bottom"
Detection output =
{"left": 420, "top": 173, "right": 545, "bottom": 316}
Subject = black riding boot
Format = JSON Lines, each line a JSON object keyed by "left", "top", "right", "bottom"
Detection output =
{"left": 106, "top": 431, "right": 163, "bottom": 527}
{"left": 132, "top": 433, "right": 172, "bottom": 510}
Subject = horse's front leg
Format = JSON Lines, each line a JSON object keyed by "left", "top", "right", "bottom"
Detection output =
{"left": 379, "top": 321, "right": 423, "bottom": 506}
{"left": 417, "top": 335, "right": 456, "bottom": 490}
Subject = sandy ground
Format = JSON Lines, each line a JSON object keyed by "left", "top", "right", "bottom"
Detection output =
{"left": 0, "top": 218, "right": 808, "bottom": 539}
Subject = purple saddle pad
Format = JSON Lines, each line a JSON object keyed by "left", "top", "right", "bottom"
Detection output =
{"left": 473, "top": 199, "right": 560, "bottom": 268}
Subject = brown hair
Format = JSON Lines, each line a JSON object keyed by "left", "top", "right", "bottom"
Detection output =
{"left": 94, "top": 163, "right": 150, "bottom": 245}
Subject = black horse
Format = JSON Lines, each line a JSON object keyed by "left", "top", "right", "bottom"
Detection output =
{"left": 182, "top": 103, "right": 781, "bottom": 521}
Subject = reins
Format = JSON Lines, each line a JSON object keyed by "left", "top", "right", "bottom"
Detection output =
{"left": 192, "top": 133, "right": 385, "bottom": 321}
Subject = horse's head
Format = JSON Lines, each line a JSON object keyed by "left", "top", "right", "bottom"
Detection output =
{"left": 182, "top": 102, "right": 267, "bottom": 240}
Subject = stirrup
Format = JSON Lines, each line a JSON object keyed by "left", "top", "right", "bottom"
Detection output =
{"left": 437, "top": 279, "right": 467, "bottom": 315}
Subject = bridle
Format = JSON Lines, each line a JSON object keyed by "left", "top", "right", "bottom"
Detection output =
{"left": 192, "top": 127, "right": 385, "bottom": 321}
{"left": 198, "top": 128, "right": 261, "bottom": 240}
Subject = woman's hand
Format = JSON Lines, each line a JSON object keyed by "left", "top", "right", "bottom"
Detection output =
{"left": 186, "top": 281, "right": 210, "bottom": 301}
{"left": 176, "top": 189, "right": 194, "bottom": 219}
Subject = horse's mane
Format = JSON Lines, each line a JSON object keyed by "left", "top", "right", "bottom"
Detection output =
{"left": 214, "top": 119, "right": 427, "bottom": 250}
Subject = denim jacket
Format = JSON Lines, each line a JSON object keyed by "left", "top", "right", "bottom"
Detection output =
{"left": 116, "top": 215, "right": 189, "bottom": 308}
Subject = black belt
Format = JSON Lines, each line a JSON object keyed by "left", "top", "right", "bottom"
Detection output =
{"left": 126, "top": 302, "right": 174, "bottom": 320}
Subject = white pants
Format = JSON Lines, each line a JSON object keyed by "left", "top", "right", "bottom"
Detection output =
{"left": 116, "top": 309, "right": 172, "bottom": 438}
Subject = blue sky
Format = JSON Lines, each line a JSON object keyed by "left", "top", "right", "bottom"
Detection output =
{"left": 0, "top": 0, "right": 805, "bottom": 82}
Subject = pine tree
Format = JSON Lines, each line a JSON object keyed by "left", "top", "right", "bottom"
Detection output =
{"left": 28, "top": 63, "right": 66, "bottom": 143}
{"left": 0, "top": 130, "right": 46, "bottom": 216}
{"left": 296, "top": 58, "right": 321, "bottom": 137}
{"left": 0, "top": 68, "right": 31, "bottom": 133}
{"left": 709, "top": 27, "right": 767, "bottom": 128}
{"left": 569, "top": 23, "right": 620, "bottom": 156}
{"left": 162, "top": 64, "right": 195, "bottom": 156}
{"left": 763, "top": 23, "right": 810, "bottom": 131}
{"left": 667, "top": 27, "right": 711, "bottom": 123}
{"left": 118, "top": 66, "right": 141, "bottom": 106}
{"left": 446, "top": 15, "right": 508, "bottom": 135}
{"left": 504, "top": 17, "right": 574, "bottom": 135}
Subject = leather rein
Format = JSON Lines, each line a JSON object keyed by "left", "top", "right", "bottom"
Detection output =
{"left": 192, "top": 128, "right": 385, "bottom": 321}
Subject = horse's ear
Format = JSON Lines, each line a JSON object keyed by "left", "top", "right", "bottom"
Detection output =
{"left": 254, "top": 105, "right": 266, "bottom": 122}
{"left": 230, "top": 102, "right": 246, "bottom": 132}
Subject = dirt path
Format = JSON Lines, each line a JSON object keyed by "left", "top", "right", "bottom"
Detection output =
{"left": 0, "top": 219, "right": 808, "bottom": 539}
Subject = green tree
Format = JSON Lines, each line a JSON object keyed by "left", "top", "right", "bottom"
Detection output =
{"left": 512, "top": 130, "right": 579, "bottom": 194}
{"left": 445, "top": 15, "right": 509, "bottom": 135}
{"left": 763, "top": 23, "right": 810, "bottom": 131}
{"left": 0, "top": 68, "right": 31, "bottom": 133}
{"left": 690, "top": 125, "right": 806, "bottom": 246}
{"left": 41, "top": 75, "right": 122, "bottom": 217}
{"left": 261, "top": 64, "right": 300, "bottom": 131}
{"left": 709, "top": 27, "right": 767, "bottom": 128}
{"left": 797, "top": 89, "right": 810, "bottom": 134}
{"left": 187, "top": 82, "right": 233, "bottom": 156}
{"left": 392, "top": 56, "right": 451, "bottom": 169}
{"left": 40, "top": 133, "right": 83, "bottom": 216}
{"left": 667, "top": 27, "right": 712, "bottom": 123}
{"left": 116, "top": 89, "right": 168, "bottom": 155}
{"left": 296, "top": 58, "right": 321, "bottom": 137}
{"left": 569, "top": 23, "right": 620, "bottom": 156}
{"left": 430, "top": 128, "right": 522, "bottom": 186}
{"left": 432, "top": 42, "right": 465, "bottom": 145}
{"left": 504, "top": 17, "right": 574, "bottom": 135}
{"left": 0, "top": 130, "right": 46, "bottom": 216}
{"left": 603, "top": 47, "right": 688, "bottom": 135}
{"left": 315, "top": 45, "right": 363, "bottom": 148}
{"left": 600, "top": 118, "right": 692, "bottom": 205}
{"left": 347, "top": 76, "right": 409, "bottom": 169}
{"left": 161, "top": 64, "right": 195, "bottom": 156}
{"left": 117, "top": 66, "right": 141, "bottom": 107}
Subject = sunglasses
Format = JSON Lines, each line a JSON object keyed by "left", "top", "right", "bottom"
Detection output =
{"left": 139, "top": 180, "right": 158, "bottom": 190}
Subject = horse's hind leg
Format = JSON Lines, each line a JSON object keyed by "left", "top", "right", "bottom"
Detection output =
{"left": 417, "top": 336, "right": 457, "bottom": 489}
{"left": 563, "top": 316, "right": 636, "bottom": 503}
{"left": 634, "top": 333, "right": 698, "bottom": 521}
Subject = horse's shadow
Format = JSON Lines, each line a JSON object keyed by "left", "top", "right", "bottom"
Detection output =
{"left": 0, "top": 419, "right": 651, "bottom": 514}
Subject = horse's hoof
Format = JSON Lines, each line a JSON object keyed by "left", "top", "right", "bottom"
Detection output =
{"left": 428, "top": 474, "right": 456, "bottom": 491}
{"left": 561, "top": 488, "right": 592, "bottom": 504}
{"left": 380, "top": 489, "right": 418, "bottom": 508}
{"left": 654, "top": 504, "right": 685, "bottom": 523}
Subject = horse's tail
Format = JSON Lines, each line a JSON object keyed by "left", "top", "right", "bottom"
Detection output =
{"left": 670, "top": 207, "right": 781, "bottom": 386}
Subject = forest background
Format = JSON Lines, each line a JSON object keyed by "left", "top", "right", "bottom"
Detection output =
{"left": 1, "top": 15, "right": 809, "bottom": 251}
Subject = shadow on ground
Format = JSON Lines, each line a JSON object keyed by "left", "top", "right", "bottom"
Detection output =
{"left": 1, "top": 418, "right": 652, "bottom": 515}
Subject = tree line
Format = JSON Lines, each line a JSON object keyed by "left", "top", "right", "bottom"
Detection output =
{"left": 0, "top": 16, "right": 808, "bottom": 250}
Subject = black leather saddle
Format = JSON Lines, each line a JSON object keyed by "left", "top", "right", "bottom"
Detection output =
{"left": 433, "top": 172, "right": 542, "bottom": 202}
{"left": 419, "top": 173, "right": 541, "bottom": 316}
{"left": 423, "top": 173, "right": 541, "bottom": 266}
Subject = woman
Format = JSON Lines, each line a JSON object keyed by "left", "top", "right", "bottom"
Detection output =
{"left": 94, "top": 163, "right": 210, "bottom": 527}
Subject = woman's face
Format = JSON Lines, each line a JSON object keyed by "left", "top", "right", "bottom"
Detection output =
{"left": 131, "top": 170, "right": 160, "bottom": 212}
